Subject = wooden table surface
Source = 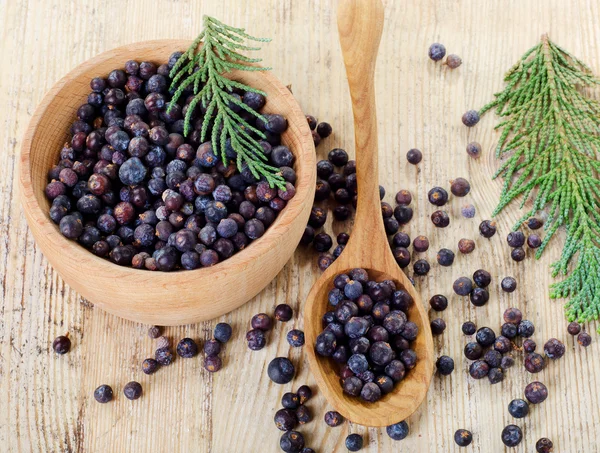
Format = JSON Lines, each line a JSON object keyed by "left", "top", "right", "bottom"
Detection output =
{"left": 1, "top": 0, "right": 599, "bottom": 451}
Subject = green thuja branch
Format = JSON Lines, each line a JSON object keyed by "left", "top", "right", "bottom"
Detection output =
{"left": 168, "top": 15, "right": 285, "bottom": 189}
{"left": 479, "top": 34, "right": 600, "bottom": 331}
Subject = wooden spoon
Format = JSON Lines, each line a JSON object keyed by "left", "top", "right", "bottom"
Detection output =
{"left": 304, "top": 0, "right": 434, "bottom": 427}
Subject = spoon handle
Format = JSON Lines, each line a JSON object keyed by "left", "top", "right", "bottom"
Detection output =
{"left": 338, "top": 0, "right": 386, "bottom": 249}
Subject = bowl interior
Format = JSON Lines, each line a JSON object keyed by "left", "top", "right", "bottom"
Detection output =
{"left": 20, "top": 40, "right": 315, "bottom": 324}
{"left": 305, "top": 267, "right": 433, "bottom": 427}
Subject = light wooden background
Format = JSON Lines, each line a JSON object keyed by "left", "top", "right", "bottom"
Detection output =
{"left": 1, "top": 0, "right": 600, "bottom": 452}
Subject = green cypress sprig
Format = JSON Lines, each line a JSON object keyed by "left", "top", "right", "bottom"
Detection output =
{"left": 479, "top": 34, "right": 600, "bottom": 331}
{"left": 168, "top": 15, "right": 286, "bottom": 189}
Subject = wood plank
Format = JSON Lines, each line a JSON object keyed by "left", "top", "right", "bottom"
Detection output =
{"left": 0, "top": 0, "right": 599, "bottom": 451}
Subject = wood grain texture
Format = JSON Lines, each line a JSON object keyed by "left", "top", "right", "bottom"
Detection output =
{"left": 1, "top": 0, "right": 600, "bottom": 451}
{"left": 304, "top": 0, "right": 434, "bottom": 428}
{"left": 19, "top": 39, "right": 316, "bottom": 325}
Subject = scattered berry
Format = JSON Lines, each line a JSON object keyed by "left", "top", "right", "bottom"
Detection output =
{"left": 437, "top": 248, "right": 455, "bottom": 266}
{"left": 406, "top": 148, "right": 423, "bottom": 165}
{"left": 268, "top": 357, "right": 295, "bottom": 384}
{"left": 280, "top": 431, "right": 305, "bottom": 453}
{"left": 428, "top": 43, "right": 446, "bottom": 61}
{"left": 176, "top": 338, "right": 199, "bottom": 358}
{"left": 436, "top": 355, "right": 454, "bottom": 375}
{"left": 458, "top": 238, "right": 475, "bottom": 254}
{"left": 275, "top": 304, "right": 293, "bottom": 322}
{"left": 466, "top": 142, "right": 481, "bottom": 158}
{"left": 535, "top": 438, "right": 554, "bottom": 453}
{"left": 454, "top": 429, "right": 473, "bottom": 447}
{"left": 461, "top": 204, "right": 476, "bottom": 218}
{"left": 214, "top": 323, "right": 233, "bottom": 343}
{"left": 345, "top": 433, "right": 364, "bottom": 452}
{"left": 501, "top": 277, "right": 517, "bottom": 292}
{"left": 479, "top": 220, "right": 497, "bottom": 238}
{"left": 450, "top": 178, "right": 470, "bottom": 197}
{"left": 123, "top": 381, "right": 142, "bottom": 400}
{"left": 544, "top": 338, "right": 565, "bottom": 359}
{"left": 386, "top": 420, "right": 409, "bottom": 441}
{"left": 462, "top": 321, "right": 476, "bottom": 335}
{"left": 577, "top": 331, "right": 592, "bottom": 347}
{"left": 472, "top": 269, "right": 491, "bottom": 287}
{"left": 142, "top": 358, "right": 159, "bottom": 375}
{"left": 287, "top": 329, "right": 305, "bottom": 347}
{"left": 501, "top": 424, "right": 523, "bottom": 447}
{"left": 508, "top": 398, "right": 529, "bottom": 418}
{"left": 246, "top": 329, "right": 267, "bottom": 350}
{"left": 462, "top": 110, "right": 480, "bottom": 127}
{"left": 445, "top": 54, "right": 462, "bottom": 69}
{"left": 524, "top": 381, "right": 548, "bottom": 404}
{"left": 567, "top": 322, "right": 581, "bottom": 336}
{"left": 52, "top": 335, "right": 71, "bottom": 354}
{"left": 94, "top": 384, "right": 113, "bottom": 403}
{"left": 324, "top": 410, "right": 344, "bottom": 427}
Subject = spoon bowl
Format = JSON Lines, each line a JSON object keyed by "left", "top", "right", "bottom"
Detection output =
{"left": 304, "top": 0, "right": 434, "bottom": 427}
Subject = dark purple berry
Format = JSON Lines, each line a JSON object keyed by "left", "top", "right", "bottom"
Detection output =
{"left": 578, "top": 331, "right": 592, "bottom": 347}
{"left": 464, "top": 342, "right": 483, "bottom": 360}
{"left": 324, "top": 410, "right": 344, "bottom": 427}
{"left": 345, "top": 434, "right": 363, "bottom": 452}
{"left": 476, "top": 327, "right": 496, "bottom": 347}
{"left": 274, "top": 408, "right": 297, "bottom": 431}
{"left": 431, "top": 210, "right": 450, "bottom": 227}
{"left": 413, "top": 235, "right": 429, "bottom": 252}
{"left": 466, "top": 142, "right": 481, "bottom": 158}
{"left": 280, "top": 431, "right": 304, "bottom": 453}
{"left": 543, "top": 338, "right": 565, "bottom": 359}
{"left": 429, "top": 294, "right": 448, "bottom": 311}
{"left": 142, "top": 358, "right": 159, "bottom": 374}
{"left": 501, "top": 424, "right": 523, "bottom": 447}
{"left": 501, "top": 277, "right": 517, "bottom": 292}
{"left": 406, "top": 148, "right": 422, "bottom": 164}
{"left": 518, "top": 320, "right": 535, "bottom": 338}
{"left": 450, "top": 178, "right": 470, "bottom": 197}
{"left": 479, "top": 220, "right": 497, "bottom": 238}
{"left": 428, "top": 43, "right": 446, "bottom": 61}
{"left": 536, "top": 438, "right": 554, "bottom": 453}
{"left": 427, "top": 187, "right": 448, "bottom": 206}
{"left": 472, "top": 269, "right": 491, "bottom": 288}
{"left": 52, "top": 335, "right": 71, "bottom": 354}
{"left": 508, "top": 399, "right": 529, "bottom": 418}
{"left": 462, "top": 110, "right": 480, "bottom": 127}
{"left": 437, "top": 248, "right": 455, "bottom": 266}
{"left": 511, "top": 247, "right": 526, "bottom": 262}
{"left": 462, "top": 322, "right": 476, "bottom": 335}
{"left": 527, "top": 218, "right": 544, "bottom": 230}
{"left": 246, "top": 329, "right": 266, "bottom": 351}
{"left": 436, "top": 355, "right": 454, "bottom": 375}
{"left": 524, "top": 381, "right": 548, "bottom": 404}
{"left": 275, "top": 304, "right": 293, "bottom": 322}
{"left": 454, "top": 429, "right": 472, "bottom": 447}
{"left": 504, "top": 307, "right": 523, "bottom": 325}
{"left": 453, "top": 277, "right": 473, "bottom": 296}
{"left": 94, "top": 384, "right": 113, "bottom": 403}
{"left": 469, "top": 360, "right": 490, "bottom": 379}
{"left": 123, "top": 381, "right": 142, "bottom": 400}
{"left": 567, "top": 322, "right": 581, "bottom": 336}
{"left": 507, "top": 231, "right": 525, "bottom": 247}
{"left": 287, "top": 329, "right": 305, "bottom": 347}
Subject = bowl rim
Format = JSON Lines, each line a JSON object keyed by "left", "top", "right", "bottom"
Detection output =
{"left": 19, "top": 39, "right": 315, "bottom": 298}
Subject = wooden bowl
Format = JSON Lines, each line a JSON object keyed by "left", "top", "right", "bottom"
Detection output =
{"left": 19, "top": 40, "right": 315, "bottom": 325}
